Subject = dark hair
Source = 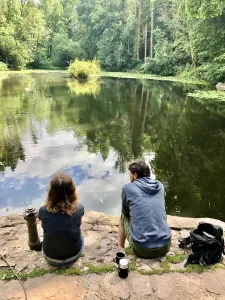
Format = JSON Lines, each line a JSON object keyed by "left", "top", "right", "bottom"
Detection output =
{"left": 46, "top": 172, "right": 79, "bottom": 216}
{"left": 128, "top": 161, "right": 151, "bottom": 178}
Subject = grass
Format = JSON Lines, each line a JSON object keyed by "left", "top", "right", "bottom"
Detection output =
{"left": 96, "top": 245, "right": 101, "bottom": 249}
{"left": 188, "top": 90, "right": 225, "bottom": 101}
{"left": 0, "top": 267, "right": 81, "bottom": 281}
{"left": 129, "top": 256, "right": 137, "bottom": 271}
{"left": 101, "top": 72, "right": 206, "bottom": 85}
{"left": 86, "top": 264, "right": 114, "bottom": 274}
{"left": 0, "top": 252, "right": 224, "bottom": 281}
{"left": 125, "top": 246, "right": 135, "bottom": 255}
{"left": 166, "top": 253, "right": 188, "bottom": 264}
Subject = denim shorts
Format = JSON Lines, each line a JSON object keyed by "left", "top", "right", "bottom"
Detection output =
{"left": 42, "top": 235, "right": 84, "bottom": 267}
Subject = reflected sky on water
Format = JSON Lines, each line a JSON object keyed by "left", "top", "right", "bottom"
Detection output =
{"left": 1, "top": 72, "right": 225, "bottom": 220}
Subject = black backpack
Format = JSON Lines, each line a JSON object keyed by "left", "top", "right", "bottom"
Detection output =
{"left": 179, "top": 222, "right": 225, "bottom": 266}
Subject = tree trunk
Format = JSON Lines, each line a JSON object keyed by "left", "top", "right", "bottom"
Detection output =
{"left": 144, "top": 22, "right": 147, "bottom": 63}
{"left": 136, "top": 1, "right": 141, "bottom": 60}
{"left": 150, "top": 9, "right": 154, "bottom": 58}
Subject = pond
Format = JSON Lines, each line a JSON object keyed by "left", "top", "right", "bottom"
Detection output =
{"left": 1, "top": 72, "right": 225, "bottom": 220}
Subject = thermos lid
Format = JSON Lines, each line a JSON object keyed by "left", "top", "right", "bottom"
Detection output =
{"left": 119, "top": 259, "right": 128, "bottom": 269}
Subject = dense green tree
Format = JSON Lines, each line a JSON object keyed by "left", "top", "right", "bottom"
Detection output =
{"left": 0, "top": 0, "right": 225, "bottom": 78}
{"left": 51, "top": 33, "right": 83, "bottom": 67}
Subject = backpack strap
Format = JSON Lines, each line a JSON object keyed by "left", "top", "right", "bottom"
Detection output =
{"left": 184, "top": 252, "right": 207, "bottom": 268}
{"left": 179, "top": 236, "right": 191, "bottom": 249}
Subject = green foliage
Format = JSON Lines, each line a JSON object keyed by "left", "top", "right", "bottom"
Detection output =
{"left": 188, "top": 90, "right": 225, "bottom": 101}
{"left": 68, "top": 60, "right": 101, "bottom": 79}
{"left": 125, "top": 246, "right": 135, "bottom": 255}
{"left": 1, "top": 0, "right": 225, "bottom": 80}
{"left": 142, "top": 58, "right": 175, "bottom": 76}
{"left": 181, "top": 0, "right": 225, "bottom": 19}
{"left": 184, "top": 64, "right": 225, "bottom": 85}
{"left": 55, "top": 268, "right": 81, "bottom": 276}
{"left": 0, "top": 62, "right": 8, "bottom": 71}
{"left": 51, "top": 34, "right": 84, "bottom": 68}
{"left": 29, "top": 49, "right": 50, "bottom": 70}
{"left": 166, "top": 253, "right": 188, "bottom": 264}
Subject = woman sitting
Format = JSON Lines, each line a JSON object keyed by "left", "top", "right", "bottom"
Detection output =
{"left": 39, "top": 172, "right": 84, "bottom": 266}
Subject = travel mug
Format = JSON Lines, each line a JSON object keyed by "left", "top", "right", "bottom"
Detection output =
{"left": 118, "top": 258, "right": 129, "bottom": 279}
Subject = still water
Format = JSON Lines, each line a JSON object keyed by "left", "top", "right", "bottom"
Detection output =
{"left": 1, "top": 72, "right": 225, "bottom": 220}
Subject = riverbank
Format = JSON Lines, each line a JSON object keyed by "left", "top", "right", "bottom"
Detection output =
{"left": 0, "top": 69, "right": 204, "bottom": 85}
{"left": 1, "top": 211, "right": 225, "bottom": 299}
{"left": 2, "top": 69, "right": 225, "bottom": 101}
{"left": 101, "top": 71, "right": 206, "bottom": 85}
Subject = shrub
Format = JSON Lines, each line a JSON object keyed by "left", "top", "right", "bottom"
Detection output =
{"left": 68, "top": 60, "right": 101, "bottom": 79}
{"left": 0, "top": 62, "right": 8, "bottom": 71}
{"left": 142, "top": 58, "right": 175, "bottom": 76}
{"left": 28, "top": 49, "right": 51, "bottom": 69}
{"left": 184, "top": 64, "right": 225, "bottom": 85}
{"left": 51, "top": 34, "right": 84, "bottom": 68}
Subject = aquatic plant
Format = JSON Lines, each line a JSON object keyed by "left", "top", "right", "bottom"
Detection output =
{"left": 188, "top": 90, "right": 225, "bottom": 101}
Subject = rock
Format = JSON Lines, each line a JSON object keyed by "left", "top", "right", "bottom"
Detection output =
{"left": 102, "top": 273, "right": 131, "bottom": 299}
{"left": 180, "top": 230, "right": 190, "bottom": 239}
{"left": 0, "top": 259, "right": 16, "bottom": 268}
{"left": 137, "top": 259, "right": 161, "bottom": 270}
{"left": 137, "top": 263, "right": 151, "bottom": 272}
{"left": 216, "top": 82, "right": 225, "bottom": 91}
{"left": 83, "top": 274, "right": 100, "bottom": 291}
{"left": 129, "top": 273, "right": 153, "bottom": 298}
{"left": 204, "top": 270, "right": 225, "bottom": 295}
{"left": 166, "top": 252, "right": 175, "bottom": 257}
{"left": 151, "top": 273, "right": 176, "bottom": 299}
{"left": 168, "top": 215, "right": 225, "bottom": 231}
{"left": 82, "top": 223, "right": 93, "bottom": 231}
{"left": 93, "top": 225, "right": 112, "bottom": 232}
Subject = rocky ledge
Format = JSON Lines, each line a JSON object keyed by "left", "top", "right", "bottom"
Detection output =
{"left": 1, "top": 212, "right": 225, "bottom": 300}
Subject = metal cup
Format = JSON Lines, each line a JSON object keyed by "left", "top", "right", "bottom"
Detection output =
{"left": 115, "top": 252, "right": 125, "bottom": 265}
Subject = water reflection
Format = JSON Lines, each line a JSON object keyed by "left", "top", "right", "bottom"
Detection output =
{"left": 1, "top": 73, "right": 225, "bottom": 221}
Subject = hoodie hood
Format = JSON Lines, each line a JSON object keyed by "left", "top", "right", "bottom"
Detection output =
{"left": 134, "top": 177, "right": 161, "bottom": 195}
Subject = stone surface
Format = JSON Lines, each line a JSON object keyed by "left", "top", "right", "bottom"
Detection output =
{"left": 1, "top": 212, "right": 225, "bottom": 300}
{"left": 1, "top": 271, "right": 225, "bottom": 300}
{"left": 167, "top": 215, "right": 225, "bottom": 231}
{"left": 1, "top": 212, "right": 225, "bottom": 273}
{"left": 204, "top": 270, "right": 225, "bottom": 295}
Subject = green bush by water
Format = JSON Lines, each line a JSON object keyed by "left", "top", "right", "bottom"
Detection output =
{"left": 0, "top": 62, "right": 8, "bottom": 71}
{"left": 182, "top": 64, "right": 225, "bottom": 86}
{"left": 142, "top": 58, "right": 175, "bottom": 76}
{"left": 68, "top": 60, "right": 101, "bottom": 79}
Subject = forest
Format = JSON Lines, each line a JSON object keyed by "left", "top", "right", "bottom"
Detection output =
{"left": 1, "top": 0, "right": 225, "bottom": 84}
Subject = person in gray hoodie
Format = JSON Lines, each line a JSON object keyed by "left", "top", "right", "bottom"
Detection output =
{"left": 118, "top": 161, "right": 171, "bottom": 258}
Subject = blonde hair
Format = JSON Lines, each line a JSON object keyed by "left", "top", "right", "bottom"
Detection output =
{"left": 46, "top": 172, "right": 79, "bottom": 216}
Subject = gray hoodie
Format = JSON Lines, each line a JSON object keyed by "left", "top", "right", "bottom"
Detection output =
{"left": 122, "top": 177, "right": 171, "bottom": 248}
